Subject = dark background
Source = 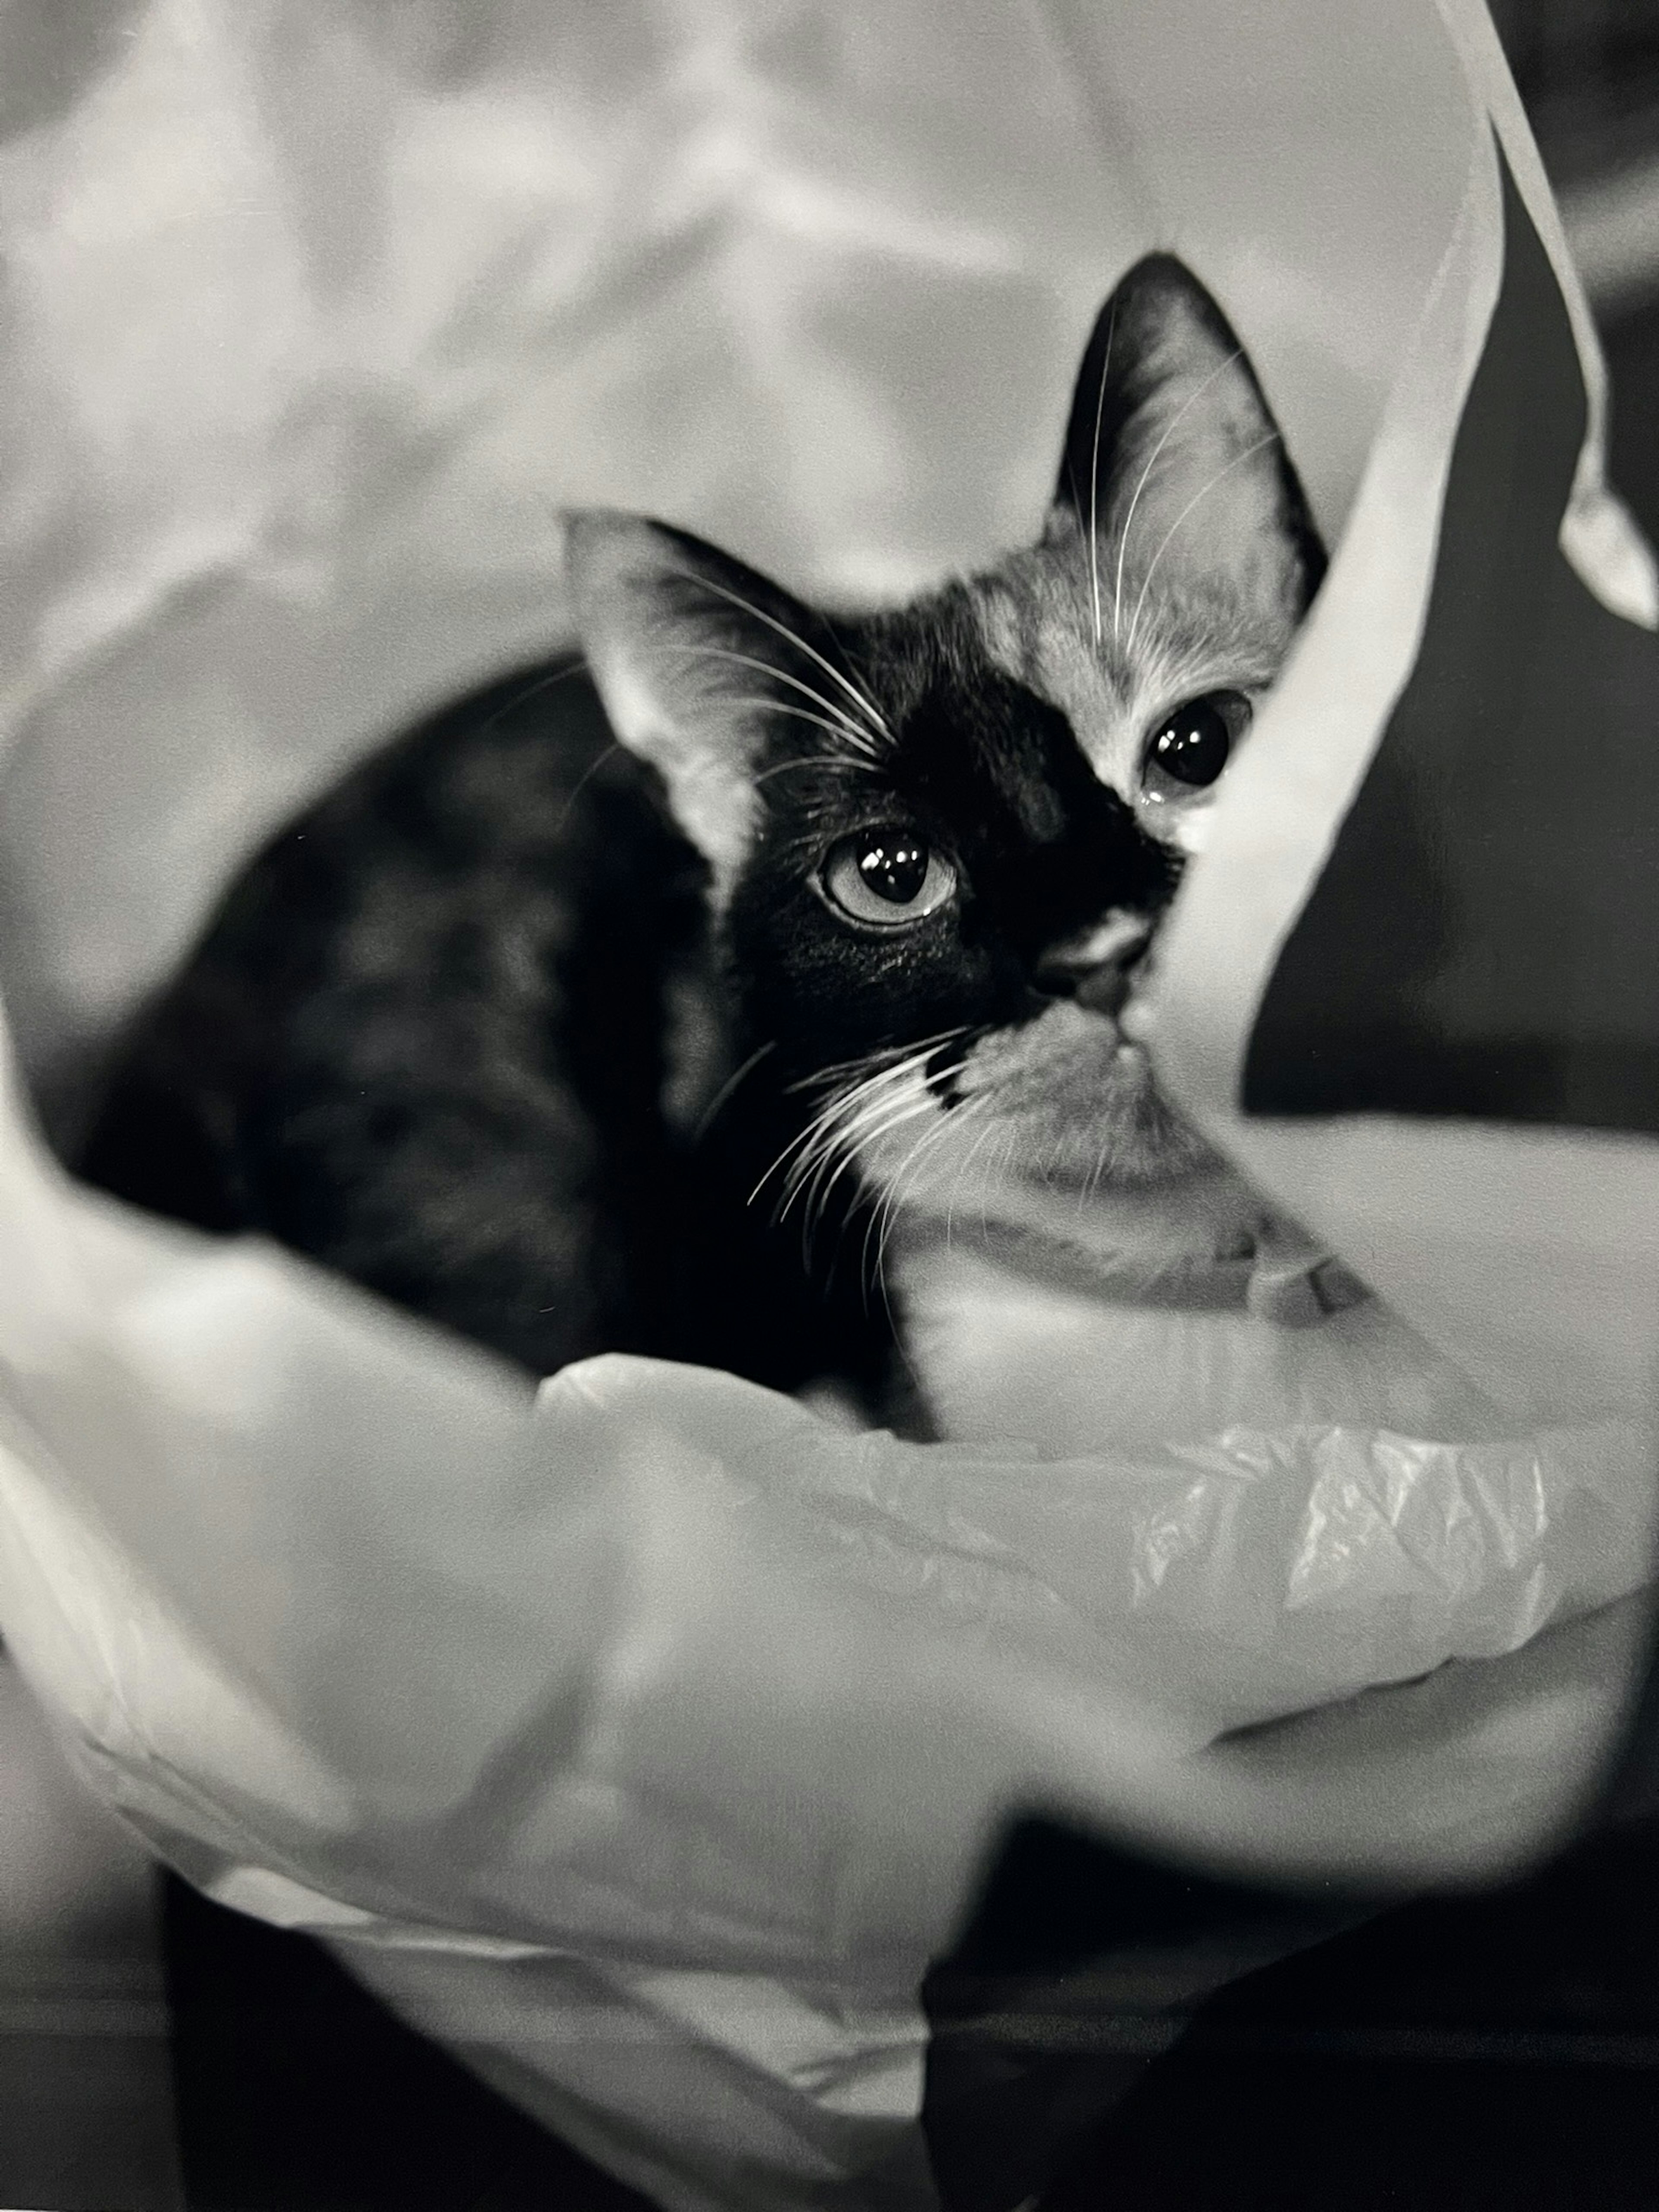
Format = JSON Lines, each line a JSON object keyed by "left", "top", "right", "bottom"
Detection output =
{"left": 1497, "top": 0, "right": 1659, "bottom": 547}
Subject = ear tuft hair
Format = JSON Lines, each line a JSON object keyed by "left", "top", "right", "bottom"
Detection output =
{"left": 563, "top": 512, "right": 838, "bottom": 898}
{"left": 1053, "top": 255, "right": 1324, "bottom": 633}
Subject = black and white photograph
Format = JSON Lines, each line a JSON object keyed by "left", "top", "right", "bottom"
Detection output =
{"left": 0, "top": 2, "right": 1656, "bottom": 2207}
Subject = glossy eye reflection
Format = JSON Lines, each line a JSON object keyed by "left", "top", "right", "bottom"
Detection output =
{"left": 1142, "top": 691, "right": 1250, "bottom": 801}
{"left": 820, "top": 826, "right": 957, "bottom": 928}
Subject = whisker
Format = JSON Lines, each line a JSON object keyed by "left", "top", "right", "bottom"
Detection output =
{"left": 754, "top": 1068, "right": 919, "bottom": 1213}
{"left": 664, "top": 566, "right": 891, "bottom": 744}
{"left": 858, "top": 1175, "right": 913, "bottom": 1332}
{"left": 752, "top": 1114, "right": 833, "bottom": 1209}
{"left": 679, "top": 645, "right": 882, "bottom": 756}
{"left": 707, "top": 693, "right": 893, "bottom": 757}
{"left": 464, "top": 656, "right": 593, "bottom": 765}
{"left": 752, "top": 765, "right": 885, "bottom": 791}
{"left": 1084, "top": 1128, "right": 1116, "bottom": 1201}
{"left": 865, "top": 1143, "right": 917, "bottom": 1294}
{"left": 992, "top": 1128, "right": 1021, "bottom": 1232}
{"left": 800, "top": 1097, "right": 933, "bottom": 1232}
{"left": 751, "top": 756, "right": 883, "bottom": 789}
{"left": 807, "top": 1077, "right": 937, "bottom": 1170}
{"left": 1109, "top": 347, "right": 1243, "bottom": 646}
{"left": 871, "top": 1115, "right": 959, "bottom": 1286}
{"left": 889, "top": 1087, "right": 974, "bottom": 1189}
{"left": 778, "top": 1066, "right": 937, "bottom": 1225}
{"left": 1088, "top": 301, "right": 1116, "bottom": 650}
{"left": 1124, "top": 429, "right": 1278, "bottom": 661}
{"left": 942, "top": 1109, "right": 1003, "bottom": 1247}
{"left": 752, "top": 1027, "right": 975, "bottom": 1274}
{"left": 867, "top": 1085, "right": 973, "bottom": 1237}
{"left": 980, "top": 1128, "right": 1006, "bottom": 1240}
{"left": 786, "top": 1096, "right": 935, "bottom": 1269}
{"left": 552, "top": 737, "right": 626, "bottom": 834}
{"left": 786, "top": 1027, "right": 972, "bottom": 1098}
{"left": 691, "top": 1040, "right": 777, "bottom": 1143}
{"left": 784, "top": 1065, "right": 927, "bottom": 1144}
{"left": 893, "top": 1106, "right": 982, "bottom": 1255}
{"left": 494, "top": 657, "right": 591, "bottom": 721}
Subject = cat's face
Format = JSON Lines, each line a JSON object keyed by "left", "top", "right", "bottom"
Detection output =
{"left": 566, "top": 255, "right": 1324, "bottom": 1225}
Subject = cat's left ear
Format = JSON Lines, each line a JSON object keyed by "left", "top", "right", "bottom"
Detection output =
{"left": 564, "top": 511, "right": 835, "bottom": 898}
{"left": 1052, "top": 254, "right": 1325, "bottom": 626}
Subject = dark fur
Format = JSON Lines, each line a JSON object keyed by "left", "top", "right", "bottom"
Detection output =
{"left": 76, "top": 660, "right": 896, "bottom": 1395}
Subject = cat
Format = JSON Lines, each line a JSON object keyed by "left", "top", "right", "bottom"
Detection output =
{"left": 79, "top": 251, "right": 1379, "bottom": 1444}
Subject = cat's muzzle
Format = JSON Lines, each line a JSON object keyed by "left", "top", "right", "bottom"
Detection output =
{"left": 1030, "top": 910, "right": 1155, "bottom": 1020}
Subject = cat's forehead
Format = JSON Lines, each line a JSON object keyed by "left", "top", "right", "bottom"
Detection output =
{"left": 945, "top": 521, "right": 1297, "bottom": 791}
{"left": 845, "top": 593, "right": 1083, "bottom": 817}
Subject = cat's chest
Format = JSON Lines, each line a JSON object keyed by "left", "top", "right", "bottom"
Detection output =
{"left": 886, "top": 1208, "right": 1498, "bottom": 1459}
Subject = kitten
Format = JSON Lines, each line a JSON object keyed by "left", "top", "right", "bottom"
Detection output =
{"left": 78, "top": 254, "right": 1329, "bottom": 1436}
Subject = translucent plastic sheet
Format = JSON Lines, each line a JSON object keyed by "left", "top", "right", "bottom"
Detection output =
{"left": 0, "top": 4, "right": 1655, "bottom": 2210}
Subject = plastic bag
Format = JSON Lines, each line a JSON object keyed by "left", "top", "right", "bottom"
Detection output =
{"left": 0, "top": 3, "right": 1655, "bottom": 2209}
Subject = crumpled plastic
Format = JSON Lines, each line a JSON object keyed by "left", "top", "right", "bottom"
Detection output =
{"left": 539, "top": 1357, "right": 1655, "bottom": 1749}
{"left": 0, "top": 3, "right": 1654, "bottom": 2210}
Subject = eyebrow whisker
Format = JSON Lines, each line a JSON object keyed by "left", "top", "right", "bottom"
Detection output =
{"left": 665, "top": 565, "right": 892, "bottom": 745}
{"left": 1110, "top": 346, "right": 1243, "bottom": 648}
{"left": 1124, "top": 429, "right": 1278, "bottom": 662}
{"left": 1088, "top": 300, "right": 1116, "bottom": 651}
{"left": 677, "top": 645, "right": 883, "bottom": 757}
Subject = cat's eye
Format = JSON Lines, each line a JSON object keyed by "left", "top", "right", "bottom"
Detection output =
{"left": 819, "top": 827, "right": 957, "bottom": 928}
{"left": 1141, "top": 691, "right": 1251, "bottom": 803}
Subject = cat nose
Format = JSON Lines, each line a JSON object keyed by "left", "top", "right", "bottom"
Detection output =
{"left": 1033, "top": 912, "right": 1153, "bottom": 1016}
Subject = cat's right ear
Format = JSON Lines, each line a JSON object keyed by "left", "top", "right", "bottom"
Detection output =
{"left": 564, "top": 511, "right": 820, "bottom": 899}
